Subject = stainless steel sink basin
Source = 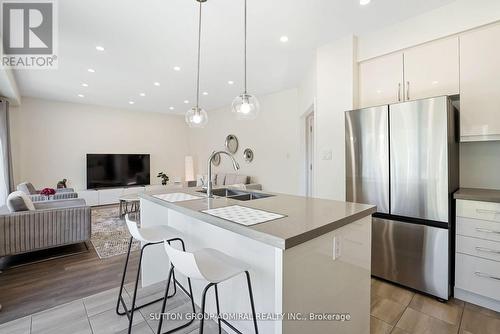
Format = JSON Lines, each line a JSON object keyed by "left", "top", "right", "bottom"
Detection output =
{"left": 197, "top": 188, "right": 274, "bottom": 201}
{"left": 197, "top": 188, "right": 240, "bottom": 197}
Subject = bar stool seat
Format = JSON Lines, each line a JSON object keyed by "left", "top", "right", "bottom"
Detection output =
{"left": 192, "top": 248, "right": 250, "bottom": 283}
{"left": 133, "top": 225, "right": 179, "bottom": 243}
{"left": 157, "top": 241, "right": 258, "bottom": 334}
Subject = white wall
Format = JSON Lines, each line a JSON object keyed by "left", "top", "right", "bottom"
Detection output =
{"left": 10, "top": 97, "right": 190, "bottom": 190}
{"left": 188, "top": 89, "right": 302, "bottom": 195}
{"left": 313, "top": 36, "right": 357, "bottom": 201}
{"left": 460, "top": 142, "right": 500, "bottom": 189}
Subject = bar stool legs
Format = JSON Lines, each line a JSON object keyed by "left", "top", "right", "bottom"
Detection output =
{"left": 157, "top": 265, "right": 197, "bottom": 334}
{"left": 116, "top": 237, "right": 184, "bottom": 334}
{"left": 158, "top": 270, "right": 258, "bottom": 334}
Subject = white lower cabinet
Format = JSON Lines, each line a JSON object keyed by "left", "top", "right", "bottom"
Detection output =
{"left": 76, "top": 190, "right": 99, "bottom": 206}
{"left": 455, "top": 253, "right": 500, "bottom": 301}
{"left": 455, "top": 199, "right": 500, "bottom": 312}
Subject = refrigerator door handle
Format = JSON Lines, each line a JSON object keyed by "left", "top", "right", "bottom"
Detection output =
{"left": 398, "top": 83, "right": 402, "bottom": 102}
{"left": 406, "top": 81, "right": 410, "bottom": 100}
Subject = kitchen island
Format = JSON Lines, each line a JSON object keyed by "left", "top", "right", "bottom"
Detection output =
{"left": 139, "top": 188, "right": 375, "bottom": 334}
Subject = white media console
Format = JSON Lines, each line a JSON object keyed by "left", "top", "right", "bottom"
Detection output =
{"left": 77, "top": 184, "right": 170, "bottom": 206}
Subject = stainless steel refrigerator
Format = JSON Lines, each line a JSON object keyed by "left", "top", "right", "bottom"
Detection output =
{"left": 345, "top": 96, "right": 459, "bottom": 300}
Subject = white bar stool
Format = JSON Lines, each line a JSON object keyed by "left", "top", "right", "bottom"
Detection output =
{"left": 116, "top": 215, "right": 194, "bottom": 334}
{"left": 157, "top": 241, "right": 258, "bottom": 334}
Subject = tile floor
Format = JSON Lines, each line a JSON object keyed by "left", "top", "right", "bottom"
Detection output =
{"left": 0, "top": 281, "right": 222, "bottom": 334}
{"left": 370, "top": 278, "right": 500, "bottom": 334}
{"left": 1, "top": 277, "right": 499, "bottom": 334}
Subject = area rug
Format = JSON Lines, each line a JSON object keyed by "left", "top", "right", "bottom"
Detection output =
{"left": 91, "top": 205, "right": 140, "bottom": 259}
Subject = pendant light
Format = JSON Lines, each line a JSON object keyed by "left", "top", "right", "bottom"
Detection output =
{"left": 185, "top": 0, "right": 208, "bottom": 128}
{"left": 232, "top": 0, "right": 260, "bottom": 120}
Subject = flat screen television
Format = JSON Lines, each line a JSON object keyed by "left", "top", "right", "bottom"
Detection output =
{"left": 86, "top": 154, "right": 150, "bottom": 189}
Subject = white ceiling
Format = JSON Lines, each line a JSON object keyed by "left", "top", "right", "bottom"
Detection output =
{"left": 14, "top": 0, "right": 455, "bottom": 114}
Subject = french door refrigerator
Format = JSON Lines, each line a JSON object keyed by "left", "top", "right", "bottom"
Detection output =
{"left": 345, "top": 96, "right": 459, "bottom": 300}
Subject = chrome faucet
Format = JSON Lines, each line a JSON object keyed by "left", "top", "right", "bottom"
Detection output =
{"left": 206, "top": 151, "right": 240, "bottom": 198}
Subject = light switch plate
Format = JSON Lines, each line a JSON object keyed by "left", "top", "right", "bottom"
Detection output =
{"left": 321, "top": 149, "right": 332, "bottom": 160}
{"left": 332, "top": 236, "right": 341, "bottom": 260}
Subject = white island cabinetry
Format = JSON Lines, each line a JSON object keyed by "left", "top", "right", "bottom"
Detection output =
{"left": 139, "top": 190, "right": 374, "bottom": 334}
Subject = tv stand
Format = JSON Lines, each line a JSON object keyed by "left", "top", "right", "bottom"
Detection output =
{"left": 77, "top": 185, "right": 168, "bottom": 206}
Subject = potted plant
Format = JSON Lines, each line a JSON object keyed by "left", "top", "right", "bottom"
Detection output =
{"left": 157, "top": 172, "right": 169, "bottom": 186}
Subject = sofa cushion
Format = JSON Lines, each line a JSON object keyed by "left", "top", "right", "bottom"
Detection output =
{"left": 224, "top": 174, "right": 249, "bottom": 185}
{"left": 6, "top": 191, "right": 36, "bottom": 212}
{"left": 17, "top": 182, "right": 37, "bottom": 195}
{"left": 34, "top": 198, "right": 87, "bottom": 210}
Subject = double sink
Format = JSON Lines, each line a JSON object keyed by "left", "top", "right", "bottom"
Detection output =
{"left": 197, "top": 188, "right": 274, "bottom": 201}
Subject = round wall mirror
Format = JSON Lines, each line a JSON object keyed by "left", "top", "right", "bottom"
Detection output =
{"left": 243, "top": 148, "right": 254, "bottom": 163}
{"left": 211, "top": 153, "right": 221, "bottom": 166}
{"left": 225, "top": 134, "right": 239, "bottom": 154}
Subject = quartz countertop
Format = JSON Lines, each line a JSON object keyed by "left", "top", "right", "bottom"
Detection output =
{"left": 139, "top": 188, "right": 376, "bottom": 249}
{"left": 454, "top": 188, "right": 500, "bottom": 204}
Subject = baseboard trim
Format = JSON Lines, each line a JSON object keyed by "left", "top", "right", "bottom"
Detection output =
{"left": 454, "top": 287, "right": 500, "bottom": 312}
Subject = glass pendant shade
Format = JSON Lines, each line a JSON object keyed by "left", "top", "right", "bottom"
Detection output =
{"left": 231, "top": 93, "right": 259, "bottom": 120}
{"left": 185, "top": 106, "right": 208, "bottom": 128}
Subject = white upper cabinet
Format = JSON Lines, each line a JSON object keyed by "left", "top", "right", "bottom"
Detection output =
{"left": 358, "top": 52, "right": 404, "bottom": 109}
{"left": 460, "top": 24, "right": 500, "bottom": 141}
{"left": 404, "top": 37, "right": 459, "bottom": 101}
{"left": 358, "top": 37, "right": 459, "bottom": 109}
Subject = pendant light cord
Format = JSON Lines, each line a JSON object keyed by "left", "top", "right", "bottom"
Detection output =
{"left": 244, "top": 0, "right": 247, "bottom": 94}
{"left": 196, "top": 1, "right": 202, "bottom": 109}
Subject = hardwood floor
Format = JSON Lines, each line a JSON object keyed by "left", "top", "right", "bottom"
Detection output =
{"left": 0, "top": 241, "right": 139, "bottom": 324}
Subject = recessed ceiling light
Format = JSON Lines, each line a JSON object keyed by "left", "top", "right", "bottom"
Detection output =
{"left": 78, "top": 94, "right": 85, "bottom": 98}
{"left": 95, "top": 46, "right": 105, "bottom": 51}
{"left": 184, "top": 100, "right": 189, "bottom": 104}
{"left": 169, "top": 106, "right": 175, "bottom": 110}
{"left": 173, "top": 66, "right": 181, "bottom": 71}
{"left": 202, "top": 91, "right": 208, "bottom": 96}
{"left": 81, "top": 83, "right": 88, "bottom": 87}
{"left": 360, "top": 0, "right": 371, "bottom": 5}
{"left": 129, "top": 101, "right": 135, "bottom": 105}
{"left": 227, "top": 80, "right": 234, "bottom": 85}
{"left": 154, "top": 82, "right": 160, "bottom": 86}
{"left": 280, "top": 36, "right": 289, "bottom": 43}
{"left": 87, "top": 68, "right": 95, "bottom": 73}
{"left": 139, "top": 92, "right": 146, "bottom": 97}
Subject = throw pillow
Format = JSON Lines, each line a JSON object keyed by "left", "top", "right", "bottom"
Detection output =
{"left": 6, "top": 191, "right": 36, "bottom": 212}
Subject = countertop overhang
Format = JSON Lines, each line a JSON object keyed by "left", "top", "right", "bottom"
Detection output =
{"left": 454, "top": 188, "right": 500, "bottom": 204}
{"left": 139, "top": 188, "right": 376, "bottom": 250}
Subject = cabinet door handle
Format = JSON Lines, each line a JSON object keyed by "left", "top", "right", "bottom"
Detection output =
{"left": 476, "top": 208, "right": 500, "bottom": 215}
{"left": 398, "top": 83, "right": 401, "bottom": 102}
{"left": 406, "top": 81, "right": 410, "bottom": 100}
{"left": 475, "top": 272, "right": 500, "bottom": 281}
{"left": 475, "top": 227, "right": 500, "bottom": 235}
{"left": 475, "top": 246, "right": 500, "bottom": 254}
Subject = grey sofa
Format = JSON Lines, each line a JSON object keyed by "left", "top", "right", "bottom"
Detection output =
{"left": 0, "top": 198, "right": 91, "bottom": 257}
{"left": 198, "top": 173, "right": 262, "bottom": 190}
{"left": 17, "top": 182, "right": 78, "bottom": 202}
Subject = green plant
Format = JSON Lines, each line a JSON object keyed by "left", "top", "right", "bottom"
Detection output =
{"left": 157, "top": 172, "right": 169, "bottom": 185}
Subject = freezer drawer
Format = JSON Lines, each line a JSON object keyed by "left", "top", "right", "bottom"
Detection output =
{"left": 389, "top": 96, "right": 450, "bottom": 222}
{"left": 372, "top": 217, "right": 449, "bottom": 299}
{"left": 346, "top": 106, "right": 389, "bottom": 213}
